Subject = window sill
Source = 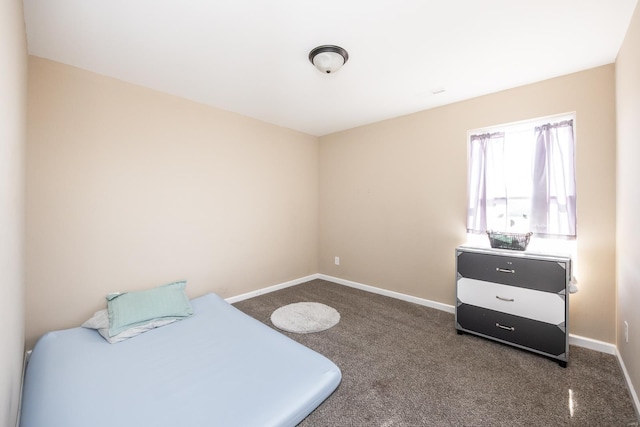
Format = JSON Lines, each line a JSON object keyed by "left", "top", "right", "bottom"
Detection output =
{"left": 465, "top": 232, "right": 576, "bottom": 259}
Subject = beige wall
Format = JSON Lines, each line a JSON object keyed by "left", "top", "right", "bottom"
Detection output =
{"left": 0, "top": 1, "right": 27, "bottom": 427}
{"left": 26, "top": 57, "right": 319, "bottom": 348}
{"left": 616, "top": 2, "right": 640, "bottom": 410}
{"left": 24, "top": 36, "right": 624, "bottom": 357}
{"left": 319, "top": 65, "right": 617, "bottom": 343}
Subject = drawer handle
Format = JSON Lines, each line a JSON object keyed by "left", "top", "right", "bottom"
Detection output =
{"left": 496, "top": 268, "right": 515, "bottom": 273}
{"left": 496, "top": 323, "right": 515, "bottom": 332}
{"left": 496, "top": 296, "right": 514, "bottom": 302}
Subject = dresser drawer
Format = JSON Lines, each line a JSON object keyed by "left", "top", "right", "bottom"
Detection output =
{"left": 457, "top": 278, "right": 565, "bottom": 325}
{"left": 456, "top": 304, "right": 566, "bottom": 357}
{"left": 457, "top": 250, "right": 568, "bottom": 293}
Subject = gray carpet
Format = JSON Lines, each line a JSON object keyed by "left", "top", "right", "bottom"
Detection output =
{"left": 233, "top": 279, "right": 639, "bottom": 426}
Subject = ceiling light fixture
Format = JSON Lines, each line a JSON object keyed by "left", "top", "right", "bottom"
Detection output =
{"left": 309, "top": 45, "right": 349, "bottom": 74}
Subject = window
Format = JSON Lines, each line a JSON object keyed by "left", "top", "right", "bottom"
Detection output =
{"left": 467, "top": 114, "right": 576, "bottom": 240}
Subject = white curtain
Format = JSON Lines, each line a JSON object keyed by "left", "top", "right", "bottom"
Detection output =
{"left": 467, "top": 132, "right": 505, "bottom": 233}
{"left": 530, "top": 120, "right": 576, "bottom": 237}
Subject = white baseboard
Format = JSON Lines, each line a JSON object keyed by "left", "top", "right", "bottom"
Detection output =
{"left": 225, "top": 274, "right": 320, "bottom": 304}
{"left": 228, "top": 274, "right": 619, "bottom": 355}
{"left": 229, "top": 275, "right": 625, "bottom": 355}
{"left": 17, "top": 350, "right": 32, "bottom": 427}
{"left": 616, "top": 348, "right": 640, "bottom": 419}
{"left": 318, "top": 275, "right": 622, "bottom": 355}
{"left": 225, "top": 273, "right": 454, "bottom": 313}
{"left": 568, "top": 334, "right": 616, "bottom": 354}
{"left": 317, "top": 274, "right": 455, "bottom": 314}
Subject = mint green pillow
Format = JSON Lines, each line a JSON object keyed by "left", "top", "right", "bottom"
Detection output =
{"left": 107, "top": 281, "right": 193, "bottom": 337}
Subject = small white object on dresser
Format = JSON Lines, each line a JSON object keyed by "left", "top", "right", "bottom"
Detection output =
{"left": 455, "top": 245, "right": 572, "bottom": 367}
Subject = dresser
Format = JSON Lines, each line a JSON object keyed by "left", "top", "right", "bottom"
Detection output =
{"left": 455, "top": 246, "right": 571, "bottom": 367}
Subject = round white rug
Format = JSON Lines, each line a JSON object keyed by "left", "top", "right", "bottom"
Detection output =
{"left": 271, "top": 302, "right": 340, "bottom": 334}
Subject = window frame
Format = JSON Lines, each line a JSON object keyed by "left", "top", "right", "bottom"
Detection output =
{"left": 466, "top": 112, "right": 577, "bottom": 240}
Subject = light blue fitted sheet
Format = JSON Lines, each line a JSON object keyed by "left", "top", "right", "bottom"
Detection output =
{"left": 20, "top": 293, "right": 341, "bottom": 427}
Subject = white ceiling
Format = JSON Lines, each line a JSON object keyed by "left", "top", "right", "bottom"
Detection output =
{"left": 23, "top": 0, "right": 638, "bottom": 136}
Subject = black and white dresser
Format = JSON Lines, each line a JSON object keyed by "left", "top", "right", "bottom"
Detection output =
{"left": 455, "top": 245, "right": 572, "bottom": 367}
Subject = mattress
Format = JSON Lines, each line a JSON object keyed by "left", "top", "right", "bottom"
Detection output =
{"left": 20, "top": 293, "right": 341, "bottom": 427}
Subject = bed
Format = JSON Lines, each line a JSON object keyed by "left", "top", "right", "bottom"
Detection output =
{"left": 20, "top": 292, "right": 342, "bottom": 427}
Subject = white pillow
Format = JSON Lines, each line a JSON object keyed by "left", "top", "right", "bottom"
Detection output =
{"left": 82, "top": 309, "right": 177, "bottom": 344}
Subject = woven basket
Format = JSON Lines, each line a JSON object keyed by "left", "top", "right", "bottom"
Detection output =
{"left": 486, "top": 231, "right": 532, "bottom": 251}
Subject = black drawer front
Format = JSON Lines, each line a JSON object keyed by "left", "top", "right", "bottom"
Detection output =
{"left": 457, "top": 251, "right": 567, "bottom": 293}
{"left": 456, "top": 304, "right": 566, "bottom": 357}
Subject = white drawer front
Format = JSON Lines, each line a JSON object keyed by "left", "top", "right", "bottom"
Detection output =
{"left": 457, "top": 278, "right": 565, "bottom": 325}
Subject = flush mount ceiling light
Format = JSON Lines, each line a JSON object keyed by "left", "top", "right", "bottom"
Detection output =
{"left": 308, "top": 45, "right": 349, "bottom": 74}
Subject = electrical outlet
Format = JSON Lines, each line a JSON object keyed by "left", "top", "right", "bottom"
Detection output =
{"left": 334, "top": 256, "right": 340, "bottom": 266}
{"left": 624, "top": 321, "right": 629, "bottom": 343}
